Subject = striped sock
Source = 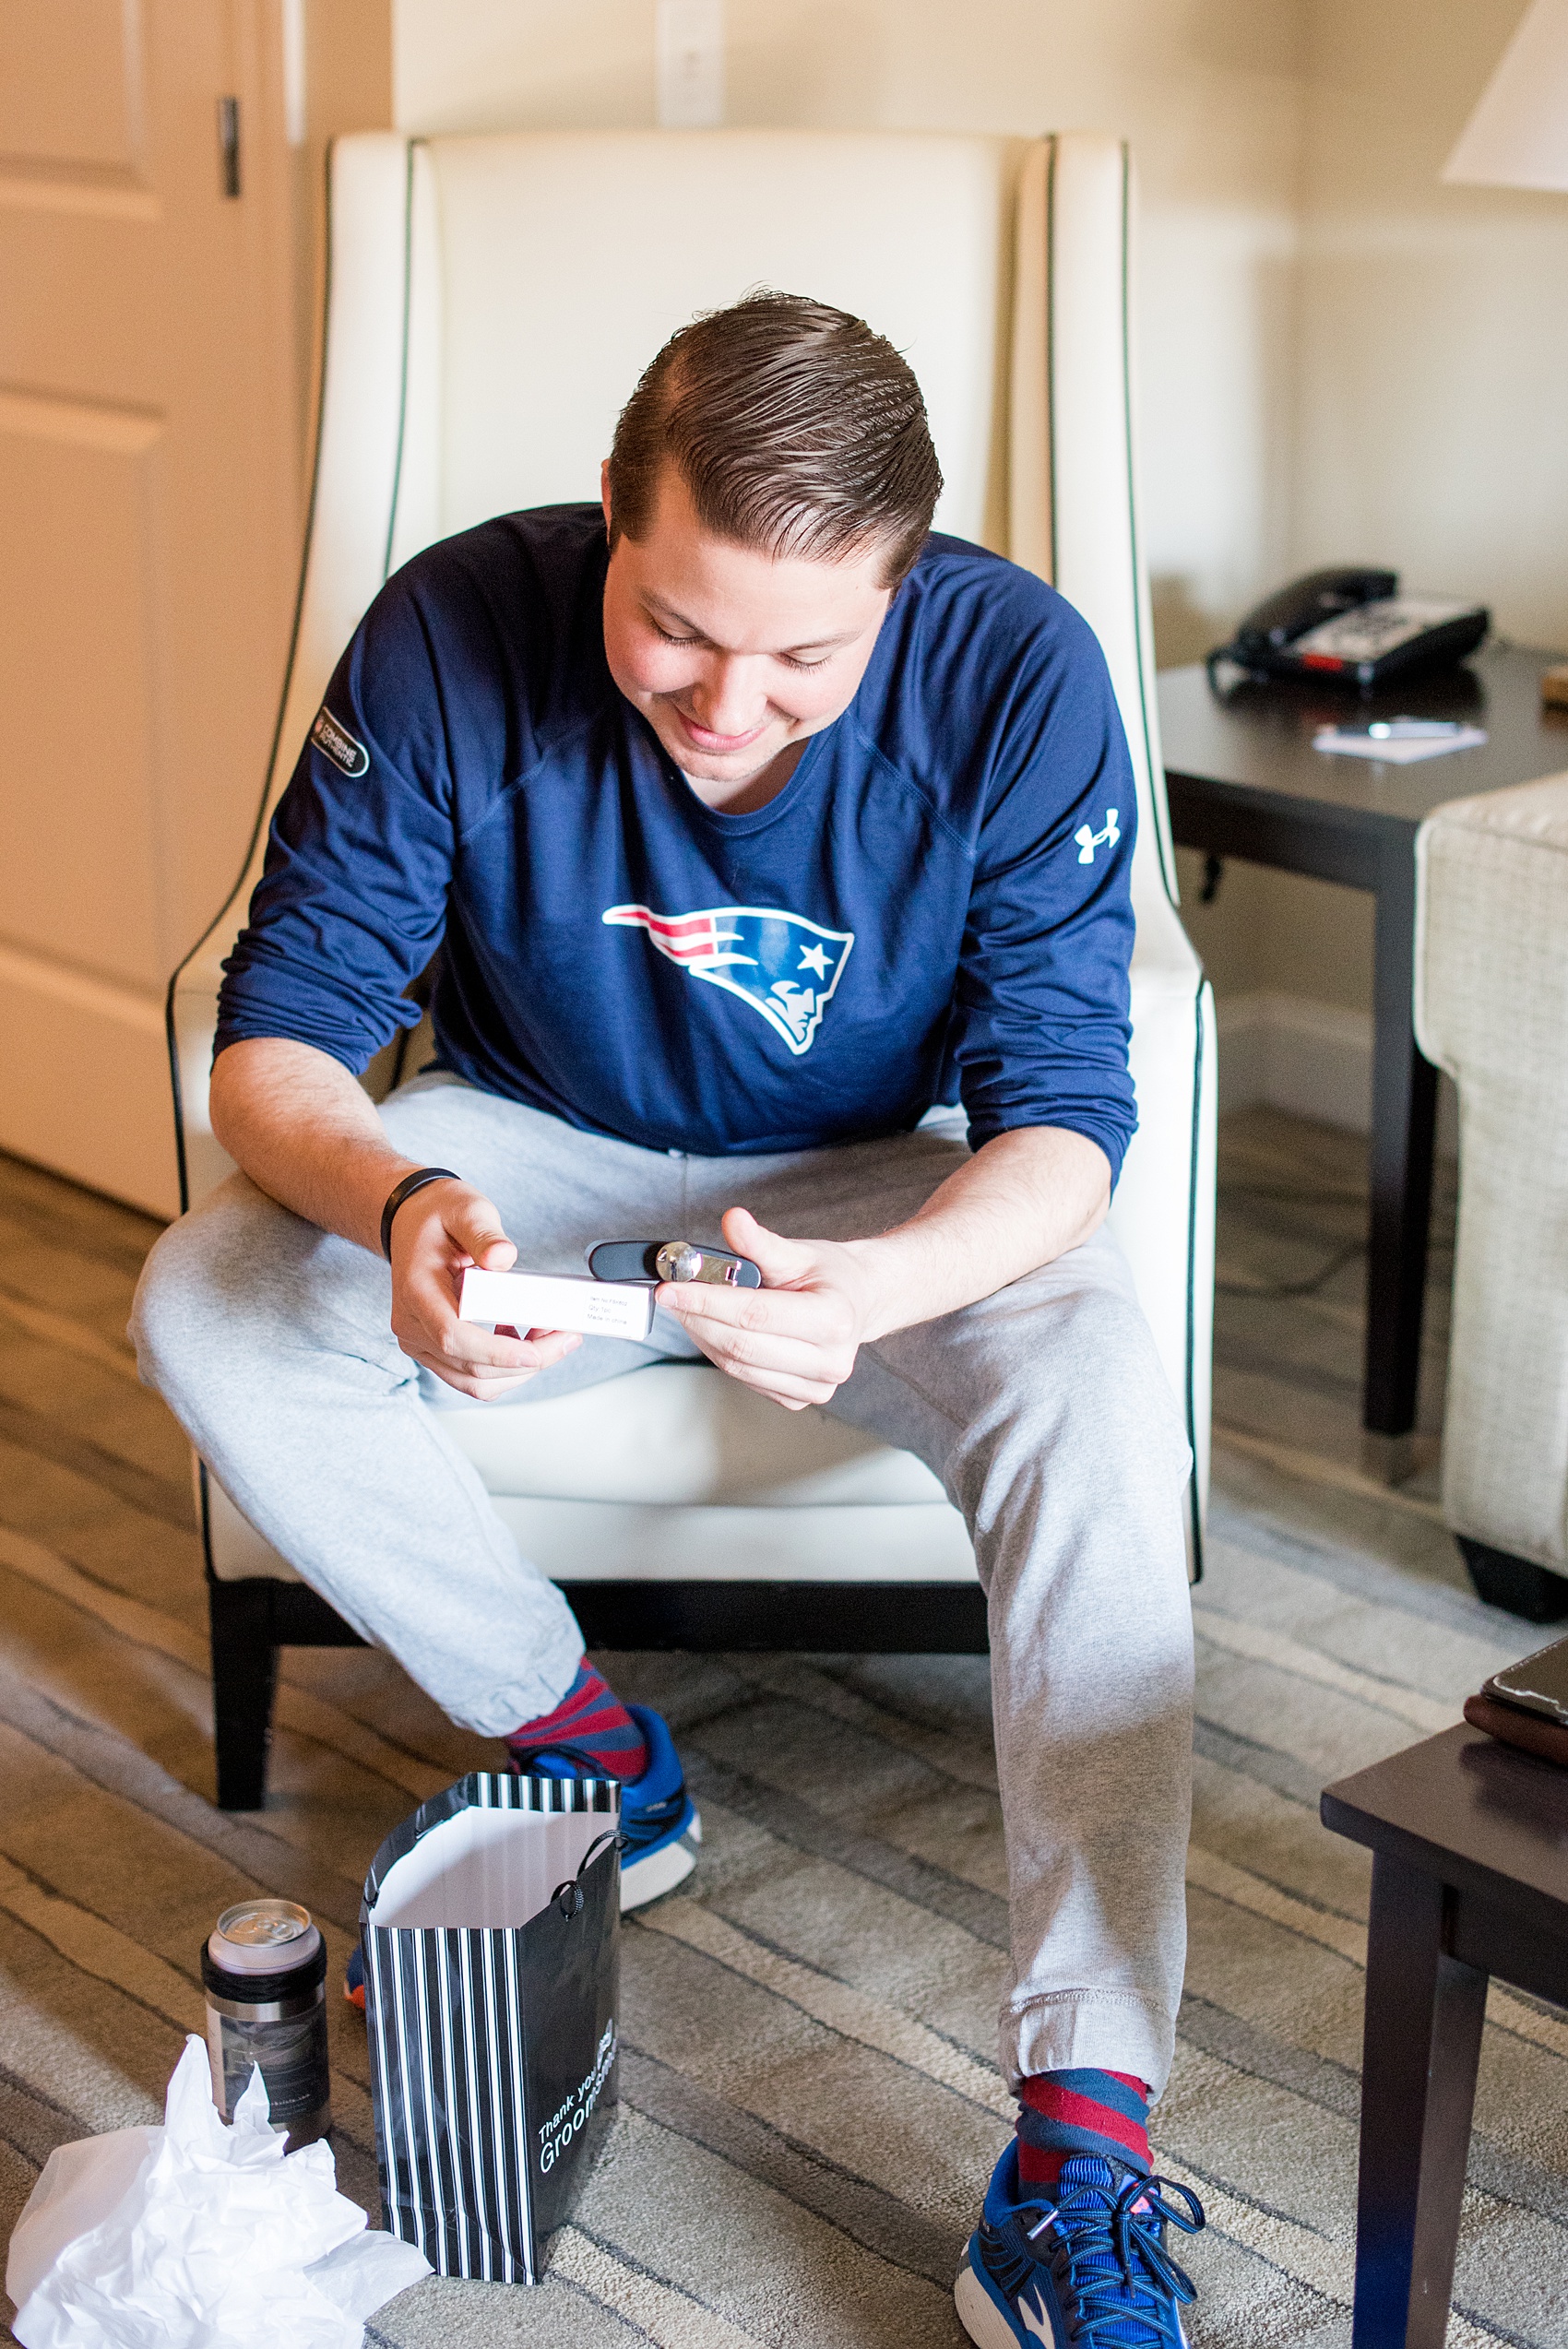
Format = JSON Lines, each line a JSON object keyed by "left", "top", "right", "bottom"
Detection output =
{"left": 1016, "top": 2068, "right": 1152, "bottom": 2190}
{"left": 505, "top": 1661, "right": 649, "bottom": 1781}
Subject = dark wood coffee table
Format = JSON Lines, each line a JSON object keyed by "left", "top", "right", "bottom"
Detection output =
{"left": 1321, "top": 1724, "right": 1568, "bottom": 2348}
{"left": 1159, "top": 644, "right": 1568, "bottom": 1477}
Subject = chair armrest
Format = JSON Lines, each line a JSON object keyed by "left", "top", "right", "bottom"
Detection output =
{"left": 1114, "top": 896, "right": 1214, "bottom": 1557}
{"left": 169, "top": 936, "right": 240, "bottom": 1211}
{"left": 167, "top": 134, "right": 418, "bottom": 1213}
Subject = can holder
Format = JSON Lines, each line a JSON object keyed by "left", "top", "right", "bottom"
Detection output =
{"left": 202, "top": 1908, "right": 330, "bottom": 2151}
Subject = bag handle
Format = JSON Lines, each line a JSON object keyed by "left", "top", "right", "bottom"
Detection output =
{"left": 551, "top": 1827, "right": 622, "bottom": 1918}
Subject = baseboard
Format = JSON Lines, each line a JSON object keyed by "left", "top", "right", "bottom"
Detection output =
{"left": 0, "top": 940, "right": 179, "bottom": 1215}
{"left": 1215, "top": 990, "right": 1457, "bottom": 1154}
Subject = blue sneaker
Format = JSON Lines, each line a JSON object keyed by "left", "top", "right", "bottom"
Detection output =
{"left": 508, "top": 1702, "right": 701, "bottom": 1912}
{"left": 955, "top": 2143, "right": 1204, "bottom": 2349}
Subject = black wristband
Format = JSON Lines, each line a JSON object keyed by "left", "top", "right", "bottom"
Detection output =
{"left": 380, "top": 1166, "right": 459, "bottom": 1261}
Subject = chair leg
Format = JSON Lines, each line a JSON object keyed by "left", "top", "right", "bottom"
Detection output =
{"left": 208, "top": 1579, "right": 279, "bottom": 1810}
{"left": 1456, "top": 1536, "right": 1568, "bottom": 1625}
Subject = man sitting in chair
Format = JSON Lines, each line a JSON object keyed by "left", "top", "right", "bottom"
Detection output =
{"left": 135, "top": 291, "right": 1203, "bottom": 2348}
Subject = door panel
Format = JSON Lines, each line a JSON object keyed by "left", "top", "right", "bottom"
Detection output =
{"left": 0, "top": 0, "right": 146, "bottom": 179}
{"left": 0, "top": 0, "right": 299, "bottom": 1213}
{"left": 0, "top": 393, "right": 164, "bottom": 986}
{"left": 0, "top": 199, "right": 168, "bottom": 390}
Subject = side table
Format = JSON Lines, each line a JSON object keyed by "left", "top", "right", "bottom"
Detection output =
{"left": 1159, "top": 643, "right": 1568, "bottom": 1478}
{"left": 1321, "top": 1724, "right": 1568, "bottom": 2348}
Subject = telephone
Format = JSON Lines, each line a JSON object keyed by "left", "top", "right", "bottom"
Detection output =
{"left": 1206, "top": 567, "right": 1489, "bottom": 689}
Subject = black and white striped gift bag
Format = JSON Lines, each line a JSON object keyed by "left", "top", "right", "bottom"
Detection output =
{"left": 361, "top": 1773, "right": 620, "bottom": 2283}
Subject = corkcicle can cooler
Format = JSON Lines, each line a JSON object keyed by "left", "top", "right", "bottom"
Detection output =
{"left": 202, "top": 1898, "right": 331, "bottom": 2149}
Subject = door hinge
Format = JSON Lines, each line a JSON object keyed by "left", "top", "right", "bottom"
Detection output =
{"left": 217, "top": 95, "right": 241, "bottom": 198}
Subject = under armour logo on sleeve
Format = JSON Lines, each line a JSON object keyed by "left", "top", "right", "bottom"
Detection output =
{"left": 1074, "top": 809, "right": 1121, "bottom": 864}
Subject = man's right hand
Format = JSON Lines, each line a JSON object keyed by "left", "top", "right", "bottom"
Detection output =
{"left": 388, "top": 1177, "right": 581, "bottom": 1400}
{"left": 208, "top": 1040, "right": 581, "bottom": 1403}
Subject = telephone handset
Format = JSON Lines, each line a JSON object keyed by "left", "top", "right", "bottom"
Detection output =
{"left": 1207, "top": 567, "right": 1489, "bottom": 689}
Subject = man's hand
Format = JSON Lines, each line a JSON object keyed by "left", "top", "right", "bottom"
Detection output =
{"left": 209, "top": 1040, "right": 579, "bottom": 1402}
{"left": 389, "top": 1178, "right": 581, "bottom": 1401}
{"left": 658, "top": 1207, "right": 883, "bottom": 1410}
{"left": 659, "top": 1127, "right": 1112, "bottom": 1409}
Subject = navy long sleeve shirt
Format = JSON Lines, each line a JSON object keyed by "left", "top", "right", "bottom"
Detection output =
{"left": 218, "top": 504, "right": 1139, "bottom": 1178}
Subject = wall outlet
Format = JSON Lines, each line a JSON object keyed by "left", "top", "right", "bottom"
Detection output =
{"left": 657, "top": 0, "right": 724, "bottom": 129}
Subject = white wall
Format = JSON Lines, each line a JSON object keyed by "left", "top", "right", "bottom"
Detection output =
{"left": 1182, "top": 0, "right": 1568, "bottom": 1136}
{"left": 1295, "top": 0, "right": 1568, "bottom": 650}
{"left": 392, "top": 0, "right": 1310, "bottom": 663}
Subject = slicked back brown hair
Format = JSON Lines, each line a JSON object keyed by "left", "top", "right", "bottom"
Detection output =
{"left": 606, "top": 290, "right": 943, "bottom": 589}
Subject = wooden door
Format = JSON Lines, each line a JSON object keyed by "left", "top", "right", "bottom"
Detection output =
{"left": 0, "top": 0, "right": 300, "bottom": 1216}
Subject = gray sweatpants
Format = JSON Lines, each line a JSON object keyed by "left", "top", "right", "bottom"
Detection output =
{"left": 132, "top": 1074, "right": 1194, "bottom": 2093}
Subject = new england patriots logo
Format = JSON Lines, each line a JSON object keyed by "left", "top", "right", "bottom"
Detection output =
{"left": 602, "top": 902, "right": 854, "bottom": 1056}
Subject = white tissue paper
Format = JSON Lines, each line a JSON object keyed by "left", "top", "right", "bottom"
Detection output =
{"left": 6, "top": 2035, "right": 431, "bottom": 2349}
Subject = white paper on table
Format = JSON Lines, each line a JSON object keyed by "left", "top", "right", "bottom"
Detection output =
{"left": 1313, "top": 723, "right": 1489, "bottom": 764}
{"left": 6, "top": 2036, "right": 431, "bottom": 2349}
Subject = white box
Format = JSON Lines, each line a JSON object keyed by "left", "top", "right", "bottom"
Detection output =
{"left": 458, "top": 1267, "right": 654, "bottom": 1342}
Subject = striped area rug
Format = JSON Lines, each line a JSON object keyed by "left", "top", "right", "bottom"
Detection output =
{"left": 3, "top": 1122, "right": 1566, "bottom": 2347}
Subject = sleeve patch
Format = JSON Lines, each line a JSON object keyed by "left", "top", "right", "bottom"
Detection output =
{"left": 311, "top": 706, "right": 370, "bottom": 777}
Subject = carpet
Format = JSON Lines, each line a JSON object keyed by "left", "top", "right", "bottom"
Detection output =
{"left": 2, "top": 1118, "right": 1565, "bottom": 2347}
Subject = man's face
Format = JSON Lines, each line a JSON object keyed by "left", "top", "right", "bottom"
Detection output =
{"left": 600, "top": 461, "right": 894, "bottom": 791}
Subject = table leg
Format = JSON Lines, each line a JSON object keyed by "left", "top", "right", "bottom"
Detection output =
{"left": 1352, "top": 1854, "right": 1487, "bottom": 2349}
{"left": 1365, "top": 848, "right": 1439, "bottom": 1473}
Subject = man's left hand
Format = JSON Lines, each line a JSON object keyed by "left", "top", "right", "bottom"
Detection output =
{"left": 657, "top": 1127, "right": 1111, "bottom": 1408}
{"left": 657, "top": 1206, "right": 881, "bottom": 1410}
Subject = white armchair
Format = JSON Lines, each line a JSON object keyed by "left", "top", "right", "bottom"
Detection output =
{"left": 168, "top": 128, "right": 1217, "bottom": 1806}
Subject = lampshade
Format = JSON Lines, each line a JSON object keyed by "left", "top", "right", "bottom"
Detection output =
{"left": 1443, "top": 0, "right": 1568, "bottom": 192}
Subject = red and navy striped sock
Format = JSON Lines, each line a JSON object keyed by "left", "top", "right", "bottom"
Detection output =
{"left": 1016, "top": 2068, "right": 1152, "bottom": 2190}
{"left": 505, "top": 1661, "right": 649, "bottom": 1782}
